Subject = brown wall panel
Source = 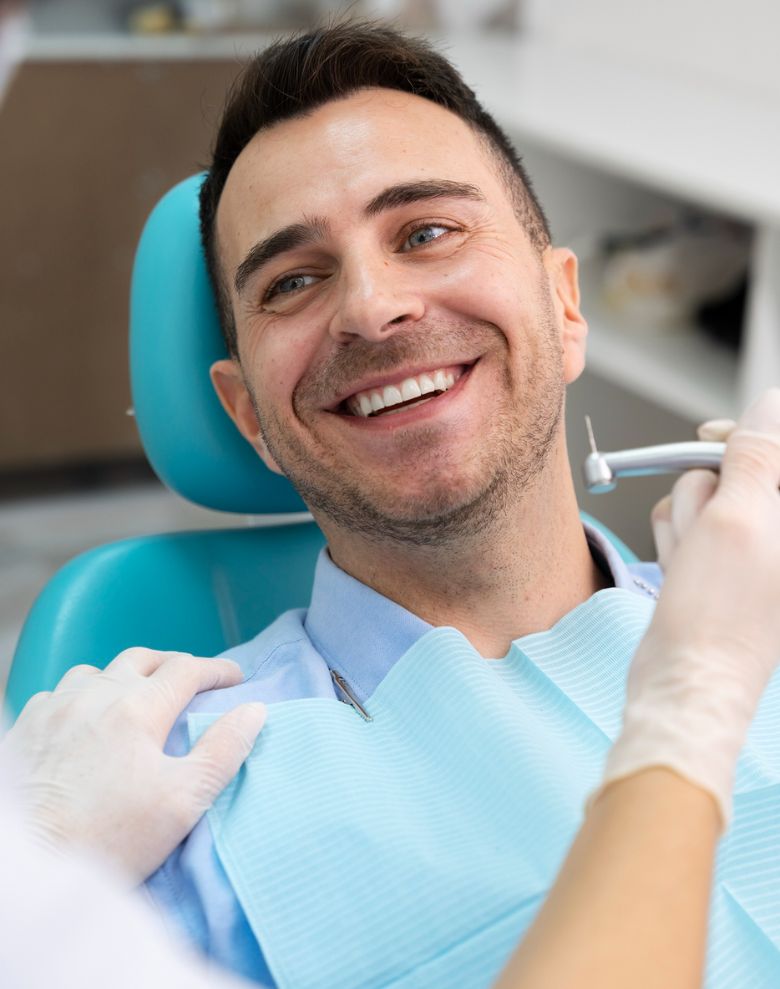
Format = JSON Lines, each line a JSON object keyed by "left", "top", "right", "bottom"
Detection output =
{"left": 0, "top": 58, "right": 239, "bottom": 469}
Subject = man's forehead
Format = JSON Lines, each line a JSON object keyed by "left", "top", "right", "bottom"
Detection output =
{"left": 229, "top": 86, "right": 479, "bottom": 179}
{"left": 216, "top": 88, "right": 491, "bottom": 250}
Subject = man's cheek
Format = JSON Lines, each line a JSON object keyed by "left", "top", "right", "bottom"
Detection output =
{"left": 430, "top": 256, "right": 517, "bottom": 322}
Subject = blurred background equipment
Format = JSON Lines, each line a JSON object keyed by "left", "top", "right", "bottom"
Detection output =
{"left": 599, "top": 212, "right": 751, "bottom": 344}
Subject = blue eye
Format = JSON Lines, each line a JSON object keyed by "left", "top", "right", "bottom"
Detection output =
{"left": 266, "top": 273, "right": 318, "bottom": 301}
{"left": 403, "top": 225, "right": 450, "bottom": 250}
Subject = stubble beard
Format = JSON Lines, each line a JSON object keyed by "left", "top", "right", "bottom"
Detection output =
{"left": 248, "top": 310, "right": 565, "bottom": 549}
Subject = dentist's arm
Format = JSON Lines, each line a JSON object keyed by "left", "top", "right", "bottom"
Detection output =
{"left": 497, "top": 768, "right": 717, "bottom": 989}
{"left": 497, "top": 389, "right": 780, "bottom": 989}
{"left": 1, "top": 649, "right": 266, "bottom": 884}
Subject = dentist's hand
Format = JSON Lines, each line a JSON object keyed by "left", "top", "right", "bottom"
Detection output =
{"left": 1, "top": 648, "right": 266, "bottom": 884}
{"left": 600, "top": 389, "right": 780, "bottom": 828}
{"left": 650, "top": 415, "right": 737, "bottom": 570}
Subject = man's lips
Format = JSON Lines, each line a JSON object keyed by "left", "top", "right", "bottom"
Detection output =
{"left": 329, "top": 360, "right": 478, "bottom": 418}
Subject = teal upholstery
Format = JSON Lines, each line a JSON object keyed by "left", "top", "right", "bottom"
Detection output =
{"left": 5, "top": 523, "right": 325, "bottom": 720}
{"left": 5, "top": 174, "right": 637, "bottom": 720}
{"left": 130, "top": 174, "right": 306, "bottom": 514}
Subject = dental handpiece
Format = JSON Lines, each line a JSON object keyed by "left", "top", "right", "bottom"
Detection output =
{"left": 582, "top": 416, "right": 726, "bottom": 494}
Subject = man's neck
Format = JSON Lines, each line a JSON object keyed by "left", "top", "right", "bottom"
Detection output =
{"left": 323, "top": 451, "right": 609, "bottom": 659}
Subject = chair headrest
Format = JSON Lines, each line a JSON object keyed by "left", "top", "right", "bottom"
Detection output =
{"left": 130, "top": 175, "right": 307, "bottom": 514}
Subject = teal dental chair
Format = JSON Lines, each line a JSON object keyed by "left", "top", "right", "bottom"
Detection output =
{"left": 5, "top": 175, "right": 636, "bottom": 720}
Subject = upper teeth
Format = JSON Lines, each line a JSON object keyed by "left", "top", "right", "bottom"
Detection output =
{"left": 347, "top": 368, "right": 459, "bottom": 418}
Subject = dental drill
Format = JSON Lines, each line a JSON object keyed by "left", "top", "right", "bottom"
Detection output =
{"left": 582, "top": 416, "right": 726, "bottom": 494}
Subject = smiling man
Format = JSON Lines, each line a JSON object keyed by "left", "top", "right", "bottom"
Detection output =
{"left": 144, "top": 23, "right": 780, "bottom": 989}
{"left": 206, "top": 57, "right": 601, "bottom": 659}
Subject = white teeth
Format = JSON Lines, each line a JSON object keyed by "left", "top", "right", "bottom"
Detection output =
{"left": 433, "top": 370, "right": 448, "bottom": 392}
{"left": 383, "top": 385, "right": 403, "bottom": 407}
{"left": 418, "top": 373, "right": 436, "bottom": 395}
{"left": 400, "top": 378, "right": 422, "bottom": 402}
{"left": 346, "top": 365, "right": 464, "bottom": 417}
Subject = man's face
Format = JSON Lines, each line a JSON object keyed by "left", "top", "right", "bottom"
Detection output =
{"left": 212, "top": 88, "right": 587, "bottom": 544}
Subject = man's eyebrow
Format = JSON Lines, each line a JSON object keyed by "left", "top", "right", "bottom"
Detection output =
{"left": 364, "top": 180, "right": 485, "bottom": 217}
{"left": 234, "top": 218, "right": 329, "bottom": 296}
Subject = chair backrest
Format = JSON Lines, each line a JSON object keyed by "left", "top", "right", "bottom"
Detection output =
{"left": 5, "top": 523, "right": 326, "bottom": 719}
{"left": 130, "top": 173, "right": 305, "bottom": 513}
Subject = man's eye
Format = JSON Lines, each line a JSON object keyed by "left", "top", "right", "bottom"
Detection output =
{"left": 402, "top": 225, "right": 451, "bottom": 251}
{"left": 265, "top": 273, "right": 318, "bottom": 301}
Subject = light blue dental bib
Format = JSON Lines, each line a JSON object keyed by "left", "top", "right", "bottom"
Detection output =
{"left": 188, "top": 589, "right": 780, "bottom": 989}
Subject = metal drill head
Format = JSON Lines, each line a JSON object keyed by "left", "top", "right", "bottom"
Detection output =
{"left": 582, "top": 453, "right": 617, "bottom": 494}
{"left": 584, "top": 415, "right": 598, "bottom": 455}
{"left": 582, "top": 415, "right": 616, "bottom": 492}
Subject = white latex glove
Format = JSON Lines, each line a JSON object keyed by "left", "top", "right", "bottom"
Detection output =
{"left": 0, "top": 648, "right": 266, "bottom": 884}
{"left": 651, "top": 417, "right": 737, "bottom": 570}
{"left": 600, "top": 389, "right": 780, "bottom": 829}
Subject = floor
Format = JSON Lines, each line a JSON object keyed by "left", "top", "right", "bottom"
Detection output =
{"left": 0, "top": 482, "right": 246, "bottom": 699}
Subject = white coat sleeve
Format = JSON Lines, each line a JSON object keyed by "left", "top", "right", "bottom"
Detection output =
{"left": 0, "top": 753, "right": 251, "bottom": 989}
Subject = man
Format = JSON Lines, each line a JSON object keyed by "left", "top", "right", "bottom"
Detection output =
{"left": 0, "top": 9, "right": 780, "bottom": 989}
{"left": 128, "top": 23, "right": 780, "bottom": 989}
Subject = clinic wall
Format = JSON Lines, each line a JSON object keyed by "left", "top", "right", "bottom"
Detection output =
{"left": 524, "top": 0, "right": 780, "bottom": 99}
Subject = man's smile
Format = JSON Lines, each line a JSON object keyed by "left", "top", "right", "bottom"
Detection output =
{"left": 340, "top": 362, "right": 472, "bottom": 418}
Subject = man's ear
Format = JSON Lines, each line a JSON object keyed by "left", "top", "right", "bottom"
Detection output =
{"left": 209, "top": 358, "right": 285, "bottom": 475}
{"left": 545, "top": 247, "right": 588, "bottom": 385}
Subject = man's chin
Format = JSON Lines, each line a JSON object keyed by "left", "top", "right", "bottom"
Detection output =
{"left": 305, "top": 474, "right": 508, "bottom": 548}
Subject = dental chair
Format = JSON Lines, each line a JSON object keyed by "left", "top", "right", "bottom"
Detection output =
{"left": 4, "top": 175, "right": 636, "bottom": 720}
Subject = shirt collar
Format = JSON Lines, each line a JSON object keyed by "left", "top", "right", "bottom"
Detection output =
{"left": 582, "top": 519, "right": 639, "bottom": 592}
{"left": 304, "top": 551, "right": 431, "bottom": 702}
{"left": 304, "top": 521, "right": 646, "bottom": 700}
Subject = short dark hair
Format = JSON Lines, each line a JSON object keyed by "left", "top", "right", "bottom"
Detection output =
{"left": 200, "top": 21, "right": 551, "bottom": 356}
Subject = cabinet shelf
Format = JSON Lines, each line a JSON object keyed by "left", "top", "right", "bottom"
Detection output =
{"left": 26, "top": 29, "right": 274, "bottom": 62}
{"left": 579, "top": 261, "right": 739, "bottom": 421}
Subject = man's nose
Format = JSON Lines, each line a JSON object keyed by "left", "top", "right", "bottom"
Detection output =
{"left": 327, "top": 257, "right": 425, "bottom": 344}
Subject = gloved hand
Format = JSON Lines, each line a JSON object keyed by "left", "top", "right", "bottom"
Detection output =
{"left": 0, "top": 648, "right": 266, "bottom": 884}
{"left": 651, "top": 416, "right": 737, "bottom": 570}
{"left": 600, "top": 389, "right": 780, "bottom": 829}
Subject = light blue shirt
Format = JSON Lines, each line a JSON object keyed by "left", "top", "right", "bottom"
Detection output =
{"left": 147, "top": 524, "right": 661, "bottom": 986}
